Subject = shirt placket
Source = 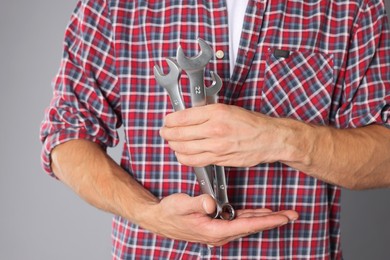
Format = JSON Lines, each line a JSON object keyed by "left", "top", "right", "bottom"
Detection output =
{"left": 226, "top": 0, "right": 268, "bottom": 103}
{"left": 195, "top": 1, "right": 268, "bottom": 259}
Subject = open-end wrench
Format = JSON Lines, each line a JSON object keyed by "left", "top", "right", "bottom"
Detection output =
{"left": 153, "top": 58, "right": 185, "bottom": 111}
{"left": 177, "top": 40, "right": 233, "bottom": 219}
{"left": 154, "top": 58, "right": 220, "bottom": 218}
{"left": 155, "top": 40, "right": 235, "bottom": 220}
{"left": 205, "top": 72, "right": 235, "bottom": 220}
{"left": 177, "top": 39, "right": 227, "bottom": 218}
{"left": 176, "top": 38, "right": 213, "bottom": 107}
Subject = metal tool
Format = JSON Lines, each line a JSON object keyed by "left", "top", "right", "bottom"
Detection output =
{"left": 154, "top": 39, "right": 235, "bottom": 220}
{"left": 153, "top": 58, "right": 185, "bottom": 111}
{"left": 205, "top": 72, "right": 235, "bottom": 221}
{"left": 176, "top": 38, "right": 213, "bottom": 107}
{"left": 154, "top": 57, "right": 220, "bottom": 218}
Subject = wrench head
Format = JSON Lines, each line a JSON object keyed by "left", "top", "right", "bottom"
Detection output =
{"left": 220, "top": 204, "right": 235, "bottom": 220}
{"left": 205, "top": 71, "right": 223, "bottom": 97}
{"left": 153, "top": 57, "right": 181, "bottom": 89}
{"left": 176, "top": 38, "right": 213, "bottom": 71}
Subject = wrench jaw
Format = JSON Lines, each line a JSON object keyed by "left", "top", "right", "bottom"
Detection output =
{"left": 153, "top": 58, "right": 185, "bottom": 112}
{"left": 177, "top": 38, "right": 214, "bottom": 108}
{"left": 153, "top": 57, "right": 182, "bottom": 88}
{"left": 176, "top": 38, "right": 214, "bottom": 71}
{"left": 205, "top": 71, "right": 223, "bottom": 104}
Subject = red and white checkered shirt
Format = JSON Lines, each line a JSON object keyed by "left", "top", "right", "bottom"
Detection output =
{"left": 40, "top": 0, "right": 390, "bottom": 259}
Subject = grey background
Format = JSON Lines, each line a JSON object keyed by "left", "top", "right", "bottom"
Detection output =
{"left": 0, "top": 0, "right": 389, "bottom": 259}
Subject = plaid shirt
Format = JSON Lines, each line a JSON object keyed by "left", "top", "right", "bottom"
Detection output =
{"left": 40, "top": 0, "right": 390, "bottom": 259}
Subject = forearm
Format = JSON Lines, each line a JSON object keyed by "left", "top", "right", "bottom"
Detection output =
{"left": 50, "top": 139, "right": 299, "bottom": 245}
{"left": 160, "top": 104, "right": 390, "bottom": 189}
{"left": 281, "top": 119, "right": 390, "bottom": 190}
{"left": 51, "top": 139, "right": 159, "bottom": 225}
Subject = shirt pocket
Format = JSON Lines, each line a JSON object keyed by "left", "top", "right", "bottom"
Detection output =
{"left": 261, "top": 48, "right": 334, "bottom": 125}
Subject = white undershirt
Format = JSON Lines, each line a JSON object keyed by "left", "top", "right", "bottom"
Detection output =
{"left": 226, "top": 0, "right": 249, "bottom": 76}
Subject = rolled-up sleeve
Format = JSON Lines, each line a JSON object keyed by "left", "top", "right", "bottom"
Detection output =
{"left": 334, "top": 0, "right": 390, "bottom": 128}
{"left": 40, "top": 0, "right": 121, "bottom": 177}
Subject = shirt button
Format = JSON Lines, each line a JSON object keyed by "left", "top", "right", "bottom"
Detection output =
{"left": 215, "top": 50, "right": 225, "bottom": 59}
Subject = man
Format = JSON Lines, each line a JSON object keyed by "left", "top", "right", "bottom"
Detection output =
{"left": 40, "top": 0, "right": 390, "bottom": 259}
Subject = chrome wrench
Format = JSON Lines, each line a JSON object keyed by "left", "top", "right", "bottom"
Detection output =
{"left": 205, "top": 72, "right": 235, "bottom": 220}
{"left": 153, "top": 58, "right": 185, "bottom": 111}
{"left": 155, "top": 40, "right": 235, "bottom": 220}
{"left": 177, "top": 39, "right": 226, "bottom": 217}
{"left": 154, "top": 57, "right": 219, "bottom": 218}
{"left": 177, "top": 39, "right": 235, "bottom": 220}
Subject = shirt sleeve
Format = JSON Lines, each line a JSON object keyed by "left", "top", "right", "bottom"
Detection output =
{"left": 39, "top": 0, "right": 121, "bottom": 177}
{"left": 334, "top": 0, "right": 390, "bottom": 128}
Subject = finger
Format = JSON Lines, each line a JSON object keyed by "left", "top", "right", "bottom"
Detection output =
{"left": 236, "top": 210, "right": 298, "bottom": 221}
{"left": 222, "top": 211, "right": 299, "bottom": 243}
{"left": 204, "top": 214, "right": 291, "bottom": 247}
{"left": 235, "top": 208, "right": 274, "bottom": 218}
{"left": 168, "top": 140, "right": 207, "bottom": 155}
{"left": 160, "top": 124, "right": 210, "bottom": 142}
{"left": 235, "top": 208, "right": 273, "bottom": 217}
{"left": 174, "top": 151, "right": 235, "bottom": 167}
{"left": 174, "top": 152, "right": 219, "bottom": 167}
{"left": 210, "top": 210, "right": 298, "bottom": 238}
{"left": 177, "top": 194, "right": 217, "bottom": 215}
{"left": 168, "top": 138, "right": 228, "bottom": 155}
{"left": 235, "top": 212, "right": 276, "bottom": 219}
{"left": 164, "top": 106, "right": 211, "bottom": 128}
{"left": 269, "top": 210, "right": 299, "bottom": 222}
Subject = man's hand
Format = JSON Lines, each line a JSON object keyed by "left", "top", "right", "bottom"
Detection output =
{"left": 159, "top": 104, "right": 301, "bottom": 167}
{"left": 52, "top": 139, "right": 298, "bottom": 246}
{"left": 143, "top": 193, "right": 298, "bottom": 246}
{"left": 160, "top": 103, "right": 390, "bottom": 189}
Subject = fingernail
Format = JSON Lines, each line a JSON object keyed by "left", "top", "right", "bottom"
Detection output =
{"left": 202, "top": 199, "right": 207, "bottom": 209}
{"left": 202, "top": 197, "right": 216, "bottom": 215}
{"left": 202, "top": 199, "right": 211, "bottom": 214}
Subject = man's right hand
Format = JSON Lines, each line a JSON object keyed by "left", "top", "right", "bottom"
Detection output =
{"left": 142, "top": 193, "right": 298, "bottom": 246}
{"left": 52, "top": 139, "right": 298, "bottom": 247}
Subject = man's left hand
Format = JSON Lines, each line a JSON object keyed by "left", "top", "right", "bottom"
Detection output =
{"left": 160, "top": 104, "right": 294, "bottom": 167}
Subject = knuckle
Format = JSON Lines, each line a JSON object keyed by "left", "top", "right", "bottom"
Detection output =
{"left": 173, "top": 127, "right": 183, "bottom": 139}
{"left": 212, "top": 103, "right": 229, "bottom": 115}
{"left": 210, "top": 125, "right": 225, "bottom": 137}
{"left": 187, "top": 156, "right": 200, "bottom": 166}
{"left": 213, "top": 141, "right": 228, "bottom": 154}
{"left": 214, "top": 104, "right": 233, "bottom": 120}
{"left": 177, "top": 142, "right": 187, "bottom": 153}
{"left": 176, "top": 154, "right": 192, "bottom": 166}
{"left": 171, "top": 141, "right": 186, "bottom": 153}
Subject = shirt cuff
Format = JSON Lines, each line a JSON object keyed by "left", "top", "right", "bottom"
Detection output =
{"left": 41, "top": 127, "right": 107, "bottom": 178}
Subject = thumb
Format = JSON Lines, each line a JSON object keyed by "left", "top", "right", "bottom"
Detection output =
{"left": 186, "top": 194, "right": 217, "bottom": 215}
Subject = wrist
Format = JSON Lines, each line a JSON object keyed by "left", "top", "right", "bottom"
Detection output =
{"left": 121, "top": 184, "right": 160, "bottom": 227}
{"left": 99, "top": 159, "right": 160, "bottom": 227}
{"left": 275, "top": 118, "right": 318, "bottom": 167}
